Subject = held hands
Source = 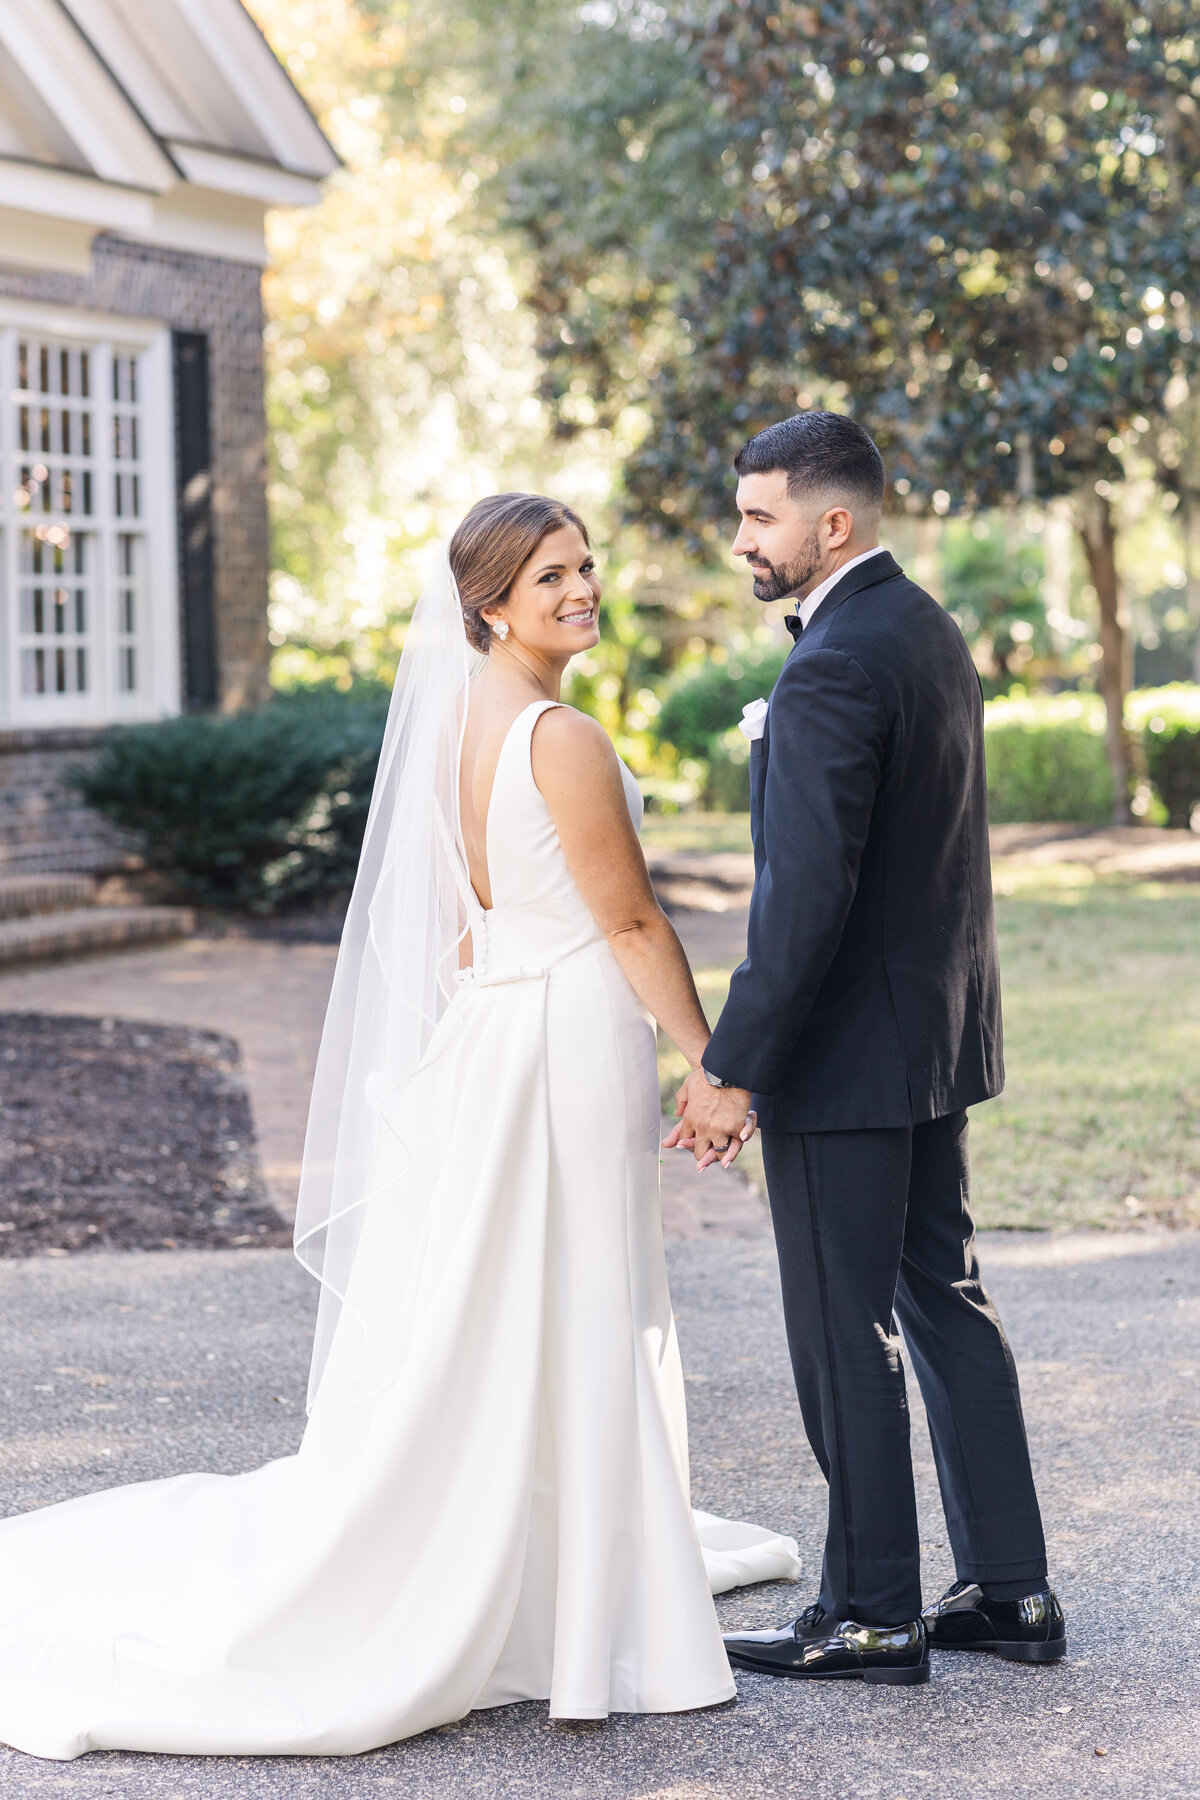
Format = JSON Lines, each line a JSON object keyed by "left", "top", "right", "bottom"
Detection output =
{"left": 661, "top": 1068, "right": 757, "bottom": 1171}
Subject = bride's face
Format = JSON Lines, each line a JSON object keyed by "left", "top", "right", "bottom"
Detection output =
{"left": 489, "top": 525, "right": 601, "bottom": 661}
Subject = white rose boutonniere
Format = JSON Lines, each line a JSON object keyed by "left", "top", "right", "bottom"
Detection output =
{"left": 738, "top": 697, "right": 769, "bottom": 742}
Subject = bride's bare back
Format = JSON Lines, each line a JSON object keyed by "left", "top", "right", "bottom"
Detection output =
{"left": 451, "top": 514, "right": 723, "bottom": 1117}
{"left": 458, "top": 687, "right": 539, "bottom": 912}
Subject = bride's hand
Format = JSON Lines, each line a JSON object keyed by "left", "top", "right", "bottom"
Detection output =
{"left": 662, "top": 1071, "right": 757, "bottom": 1169}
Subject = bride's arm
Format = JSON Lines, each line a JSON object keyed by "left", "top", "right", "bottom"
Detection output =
{"left": 531, "top": 706, "right": 712, "bottom": 1073}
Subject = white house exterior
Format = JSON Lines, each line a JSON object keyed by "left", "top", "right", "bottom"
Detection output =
{"left": 0, "top": 0, "right": 336, "bottom": 870}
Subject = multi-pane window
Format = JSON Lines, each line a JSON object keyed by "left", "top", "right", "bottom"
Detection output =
{"left": 19, "top": 531, "right": 91, "bottom": 698}
{"left": 115, "top": 532, "right": 140, "bottom": 694}
{"left": 112, "top": 351, "right": 140, "bottom": 526}
{"left": 1, "top": 315, "right": 172, "bottom": 725}
{"left": 17, "top": 340, "right": 94, "bottom": 522}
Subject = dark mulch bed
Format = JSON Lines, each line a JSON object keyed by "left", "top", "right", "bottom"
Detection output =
{"left": 0, "top": 1014, "right": 291, "bottom": 1256}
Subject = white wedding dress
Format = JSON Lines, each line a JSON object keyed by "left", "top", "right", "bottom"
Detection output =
{"left": 0, "top": 699, "right": 798, "bottom": 1761}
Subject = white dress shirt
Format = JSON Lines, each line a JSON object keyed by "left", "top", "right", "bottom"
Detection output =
{"left": 795, "top": 544, "right": 888, "bottom": 629}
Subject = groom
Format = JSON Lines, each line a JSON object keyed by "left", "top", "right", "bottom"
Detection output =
{"left": 671, "top": 412, "right": 1064, "bottom": 1686}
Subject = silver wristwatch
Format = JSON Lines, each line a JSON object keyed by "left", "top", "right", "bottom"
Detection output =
{"left": 701, "top": 1066, "right": 733, "bottom": 1089}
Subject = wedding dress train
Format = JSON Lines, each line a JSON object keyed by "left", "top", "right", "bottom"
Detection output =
{"left": 0, "top": 700, "right": 798, "bottom": 1760}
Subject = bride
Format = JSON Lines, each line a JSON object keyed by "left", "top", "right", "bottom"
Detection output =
{"left": 0, "top": 493, "right": 798, "bottom": 1761}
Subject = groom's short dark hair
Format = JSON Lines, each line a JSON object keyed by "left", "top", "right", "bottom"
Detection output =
{"left": 734, "top": 412, "right": 885, "bottom": 509}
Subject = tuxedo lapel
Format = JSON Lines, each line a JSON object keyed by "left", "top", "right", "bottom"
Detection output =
{"left": 795, "top": 550, "right": 903, "bottom": 639}
{"left": 760, "top": 552, "right": 901, "bottom": 855}
{"left": 748, "top": 735, "right": 767, "bottom": 871}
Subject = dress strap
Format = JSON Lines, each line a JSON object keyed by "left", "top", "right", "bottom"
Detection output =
{"left": 499, "top": 700, "right": 562, "bottom": 789}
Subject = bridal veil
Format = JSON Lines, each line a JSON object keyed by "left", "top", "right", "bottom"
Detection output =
{"left": 293, "top": 546, "right": 477, "bottom": 1408}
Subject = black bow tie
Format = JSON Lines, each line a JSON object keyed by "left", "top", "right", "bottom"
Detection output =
{"left": 784, "top": 612, "right": 803, "bottom": 640}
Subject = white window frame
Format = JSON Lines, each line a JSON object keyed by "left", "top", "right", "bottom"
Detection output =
{"left": 0, "top": 298, "right": 181, "bottom": 729}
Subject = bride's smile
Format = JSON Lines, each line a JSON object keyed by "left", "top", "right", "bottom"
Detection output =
{"left": 478, "top": 523, "right": 603, "bottom": 671}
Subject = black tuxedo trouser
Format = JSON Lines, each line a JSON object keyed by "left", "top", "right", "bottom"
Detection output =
{"left": 761, "top": 1111, "right": 1047, "bottom": 1625}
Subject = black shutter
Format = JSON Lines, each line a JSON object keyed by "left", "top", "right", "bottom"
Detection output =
{"left": 172, "top": 331, "right": 217, "bottom": 709}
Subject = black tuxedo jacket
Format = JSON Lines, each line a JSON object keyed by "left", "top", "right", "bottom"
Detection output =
{"left": 703, "top": 551, "right": 1003, "bottom": 1133}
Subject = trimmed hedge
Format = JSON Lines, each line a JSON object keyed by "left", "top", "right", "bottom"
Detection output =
{"left": 660, "top": 674, "right": 1200, "bottom": 826}
{"left": 702, "top": 728, "right": 753, "bottom": 812}
{"left": 984, "top": 686, "right": 1200, "bottom": 826}
{"left": 655, "top": 647, "right": 788, "bottom": 761}
{"left": 71, "top": 686, "right": 388, "bottom": 910}
{"left": 264, "top": 686, "right": 389, "bottom": 899}
{"left": 1129, "top": 685, "right": 1200, "bottom": 829}
{"left": 982, "top": 693, "right": 1112, "bottom": 825}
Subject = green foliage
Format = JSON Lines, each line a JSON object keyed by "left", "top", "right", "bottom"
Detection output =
{"left": 266, "top": 686, "right": 390, "bottom": 898}
{"left": 1133, "top": 589, "right": 1199, "bottom": 688}
{"left": 655, "top": 646, "right": 788, "bottom": 759}
{"left": 248, "top": 0, "right": 606, "bottom": 681}
{"left": 71, "top": 692, "right": 388, "bottom": 910}
{"left": 429, "top": 0, "right": 726, "bottom": 434}
{"left": 71, "top": 714, "right": 337, "bottom": 908}
{"left": 488, "top": 3, "right": 1200, "bottom": 547}
{"left": 702, "top": 730, "right": 753, "bottom": 812}
{"left": 650, "top": 643, "right": 786, "bottom": 810}
{"left": 942, "top": 519, "right": 1050, "bottom": 696}
{"left": 1133, "top": 685, "right": 1200, "bottom": 828}
{"left": 983, "top": 693, "right": 1112, "bottom": 823}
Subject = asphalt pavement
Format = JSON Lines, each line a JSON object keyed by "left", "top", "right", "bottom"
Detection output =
{"left": 0, "top": 1228, "right": 1197, "bottom": 1799}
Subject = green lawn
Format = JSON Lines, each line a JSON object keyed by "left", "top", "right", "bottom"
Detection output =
{"left": 642, "top": 812, "right": 753, "bottom": 854}
{"left": 972, "top": 873, "right": 1200, "bottom": 1229}
{"left": 653, "top": 817, "right": 1200, "bottom": 1230}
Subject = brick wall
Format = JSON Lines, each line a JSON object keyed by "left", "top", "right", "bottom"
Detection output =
{"left": 0, "top": 730, "right": 135, "bottom": 874}
{"left": 0, "top": 234, "right": 271, "bottom": 713}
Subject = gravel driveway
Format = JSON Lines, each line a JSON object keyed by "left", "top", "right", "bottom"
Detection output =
{"left": 0, "top": 1228, "right": 1196, "bottom": 1799}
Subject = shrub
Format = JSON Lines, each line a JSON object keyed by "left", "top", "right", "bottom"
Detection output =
{"left": 702, "top": 728, "right": 752, "bottom": 812}
{"left": 1130, "top": 685, "right": 1200, "bottom": 829}
{"left": 655, "top": 646, "right": 788, "bottom": 760}
{"left": 71, "top": 691, "right": 387, "bottom": 909}
{"left": 264, "top": 687, "right": 388, "bottom": 899}
{"left": 983, "top": 693, "right": 1113, "bottom": 824}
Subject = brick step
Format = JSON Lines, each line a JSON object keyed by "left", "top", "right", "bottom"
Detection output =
{"left": 0, "top": 872, "right": 98, "bottom": 920}
{"left": 0, "top": 840, "right": 132, "bottom": 876}
{"left": 0, "top": 905, "right": 193, "bottom": 967}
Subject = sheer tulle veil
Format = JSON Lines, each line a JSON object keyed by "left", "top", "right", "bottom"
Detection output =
{"left": 293, "top": 545, "right": 480, "bottom": 1408}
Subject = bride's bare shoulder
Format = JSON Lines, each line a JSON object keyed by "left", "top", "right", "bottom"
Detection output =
{"left": 530, "top": 703, "right": 620, "bottom": 791}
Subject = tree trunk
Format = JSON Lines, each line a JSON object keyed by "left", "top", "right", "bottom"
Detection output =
{"left": 1076, "top": 489, "right": 1133, "bottom": 825}
{"left": 1042, "top": 501, "right": 1076, "bottom": 663}
{"left": 1180, "top": 490, "right": 1200, "bottom": 683}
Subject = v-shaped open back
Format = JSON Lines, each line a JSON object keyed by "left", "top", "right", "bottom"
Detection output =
{"left": 459, "top": 700, "right": 559, "bottom": 915}
{"left": 455, "top": 697, "right": 644, "bottom": 984}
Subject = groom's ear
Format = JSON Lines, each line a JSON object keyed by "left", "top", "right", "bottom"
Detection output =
{"left": 822, "top": 503, "right": 856, "bottom": 549}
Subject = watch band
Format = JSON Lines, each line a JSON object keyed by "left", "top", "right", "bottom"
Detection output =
{"left": 701, "top": 1066, "right": 732, "bottom": 1089}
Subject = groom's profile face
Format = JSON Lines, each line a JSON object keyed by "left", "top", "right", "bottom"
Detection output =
{"left": 731, "top": 470, "right": 841, "bottom": 604}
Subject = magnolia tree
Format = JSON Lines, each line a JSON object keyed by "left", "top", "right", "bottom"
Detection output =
{"left": 661, "top": 1, "right": 1200, "bottom": 818}
{"left": 498, "top": 0, "right": 1200, "bottom": 821}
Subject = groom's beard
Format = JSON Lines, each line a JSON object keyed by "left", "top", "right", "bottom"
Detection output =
{"left": 748, "top": 528, "right": 823, "bottom": 603}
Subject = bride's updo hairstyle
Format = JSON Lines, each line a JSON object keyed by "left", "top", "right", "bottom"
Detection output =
{"left": 449, "top": 492, "right": 589, "bottom": 653}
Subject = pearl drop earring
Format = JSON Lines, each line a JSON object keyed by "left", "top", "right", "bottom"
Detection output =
{"left": 493, "top": 620, "right": 509, "bottom": 640}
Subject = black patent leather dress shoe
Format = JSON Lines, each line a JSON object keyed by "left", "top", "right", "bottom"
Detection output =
{"left": 922, "top": 1581, "right": 1066, "bottom": 1663}
{"left": 723, "top": 1602, "right": 930, "bottom": 1686}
